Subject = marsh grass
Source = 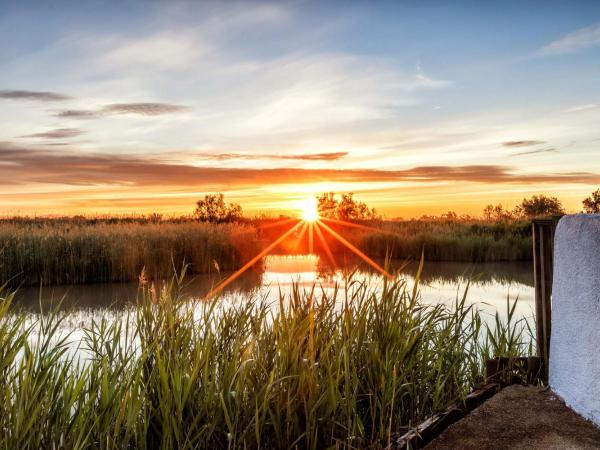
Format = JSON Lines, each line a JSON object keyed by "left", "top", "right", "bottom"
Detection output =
{"left": 0, "top": 217, "right": 531, "bottom": 287}
{"left": 259, "top": 218, "right": 532, "bottom": 262}
{"left": 0, "top": 270, "right": 532, "bottom": 449}
{"left": 0, "top": 221, "right": 260, "bottom": 286}
{"left": 318, "top": 219, "right": 532, "bottom": 262}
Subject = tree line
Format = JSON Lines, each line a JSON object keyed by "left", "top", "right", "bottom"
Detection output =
{"left": 482, "top": 189, "right": 600, "bottom": 221}
{"left": 193, "top": 189, "right": 600, "bottom": 223}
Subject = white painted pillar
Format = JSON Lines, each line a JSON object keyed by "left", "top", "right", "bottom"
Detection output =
{"left": 550, "top": 214, "right": 600, "bottom": 425}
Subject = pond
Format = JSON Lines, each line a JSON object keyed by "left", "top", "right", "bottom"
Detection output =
{"left": 13, "top": 255, "right": 535, "bottom": 325}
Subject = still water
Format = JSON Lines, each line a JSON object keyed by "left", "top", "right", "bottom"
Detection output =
{"left": 14, "top": 255, "right": 535, "bottom": 325}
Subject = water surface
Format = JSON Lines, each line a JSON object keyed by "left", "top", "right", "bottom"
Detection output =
{"left": 14, "top": 255, "right": 534, "bottom": 324}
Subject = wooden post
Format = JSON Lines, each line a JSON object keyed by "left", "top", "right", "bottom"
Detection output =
{"left": 532, "top": 218, "right": 558, "bottom": 382}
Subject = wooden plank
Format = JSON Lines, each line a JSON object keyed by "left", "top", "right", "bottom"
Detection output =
{"left": 395, "top": 383, "right": 501, "bottom": 449}
{"left": 395, "top": 356, "right": 543, "bottom": 449}
{"left": 540, "top": 224, "right": 548, "bottom": 379}
{"left": 485, "top": 356, "right": 542, "bottom": 384}
{"left": 533, "top": 222, "right": 544, "bottom": 369}
{"left": 542, "top": 222, "right": 554, "bottom": 378}
{"left": 532, "top": 218, "right": 557, "bottom": 382}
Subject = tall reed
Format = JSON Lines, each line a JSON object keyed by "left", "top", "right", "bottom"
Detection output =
{"left": 0, "top": 272, "right": 532, "bottom": 449}
{"left": 0, "top": 217, "right": 531, "bottom": 287}
{"left": 0, "top": 221, "right": 260, "bottom": 286}
{"left": 320, "top": 219, "right": 532, "bottom": 262}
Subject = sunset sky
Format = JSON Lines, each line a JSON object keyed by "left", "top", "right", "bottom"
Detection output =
{"left": 1, "top": 0, "right": 599, "bottom": 218}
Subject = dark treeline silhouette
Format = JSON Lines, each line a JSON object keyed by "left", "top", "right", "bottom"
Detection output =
{"left": 583, "top": 189, "right": 600, "bottom": 213}
{"left": 482, "top": 195, "right": 564, "bottom": 222}
{"left": 194, "top": 193, "right": 243, "bottom": 223}
{"left": 316, "top": 192, "right": 379, "bottom": 220}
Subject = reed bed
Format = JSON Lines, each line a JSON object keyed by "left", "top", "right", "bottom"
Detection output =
{"left": 0, "top": 217, "right": 531, "bottom": 287}
{"left": 0, "top": 272, "right": 531, "bottom": 449}
{"left": 0, "top": 221, "right": 261, "bottom": 286}
{"left": 317, "top": 219, "right": 532, "bottom": 262}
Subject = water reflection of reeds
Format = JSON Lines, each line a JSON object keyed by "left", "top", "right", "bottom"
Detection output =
{"left": 13, "top": 255, "right": 533, "bottom": 317}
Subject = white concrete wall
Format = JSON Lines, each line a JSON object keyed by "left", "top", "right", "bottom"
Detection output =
{"left": 550, "top": 214, "right": 600, "bottom": 426}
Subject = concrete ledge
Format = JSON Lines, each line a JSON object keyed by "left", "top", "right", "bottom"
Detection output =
{"left": 550, "top": 214, "right": 600, "bottom": 426}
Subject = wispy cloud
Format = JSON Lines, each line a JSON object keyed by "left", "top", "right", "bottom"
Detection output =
{"left": 563, "top": 103, "right": 597, "bottom": 113}
{"left": 70, "top": 26, "right": 448, "bottom": 134}
{"left": 94, "top": 31, "right": 212, "bottom": 72}
{"left": 502, "top": 140, "right": 545, "bottom": 147}
{"left": 19, "top": 128, "right": 85, "bottom": 139}
{"left": 511, "top": 148, "right": 558, "bottom": 157}
{"left": 195, "top": 151, "right": 348, "bottom": 161}
{"left": 103, "top": 103, "right": 190, "bottom": 115}
{"left": 53, "top": 109, "right": 101, "bottom": 119}
{"left": 85, "top": 3, "right": 289, "bottom": 74}
{"left": 540, "top": 22, "right": 600, "bottom": 55}
{"left": 0, "top": 89, "right": 71, "bottom": 101}
{"left": 53, "top": 102, "right": 189, "bottom": 119}
{"left": 5, "top": 3, "right": 449, "bottom": 152}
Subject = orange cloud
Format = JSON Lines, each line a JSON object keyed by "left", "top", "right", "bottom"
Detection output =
{"left": 193, "top": 151, "right": 348, "bottom": 161}
{"left": 1, "top": 142, "right": 598, "bottom": 188}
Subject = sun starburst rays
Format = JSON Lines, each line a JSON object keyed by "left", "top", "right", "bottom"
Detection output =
{"left": 313, "top": 221, "right": 337, "bottom": 267}
{"left": 205, "top": 211, "right": 394, "bottom": 299}
{"left": 317, "top": 220, "right": 394, "bottom": 280}
{"left": 205, "top": 220, "right": 302, "bottom": 298}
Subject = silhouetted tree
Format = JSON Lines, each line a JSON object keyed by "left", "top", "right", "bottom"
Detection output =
{"left": 316, "top": 192, "right": 378, "bottom": 220}
{"left": 583, "top": 189, "right": 600, "bottom": 213}
{"left": 147, "top": 213, "right": 163, "bottom": 223}
{"left": 440, "top": 211, "right": 458, "bottom": 221}
{"left": 316, "top": 193, "right": 338, "bottom": 218}
{"left": 194, "top": 194, "right": 242, "bottom": 223}
{"left": 514, "top": 195, "right": 564, "bottom": 218}
{"left": 483, "top": 204, "right": 514, "bottom": 222}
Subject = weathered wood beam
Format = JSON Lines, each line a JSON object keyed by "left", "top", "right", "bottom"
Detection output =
{"left": 532, "top": 218, "right": 558, "bottom": 382}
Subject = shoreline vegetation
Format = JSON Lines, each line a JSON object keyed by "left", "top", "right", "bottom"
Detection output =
{"left": 0, "top": 274, "right": 531, "bottom": 449}
{"left": 0, "top": 215, "right": 533, "bottom": 287}
{"left": 0, "top": 218, "right": 261, "bottom": 287}
{"left": 0, "top": 190, "right": 577, "bottom": 287}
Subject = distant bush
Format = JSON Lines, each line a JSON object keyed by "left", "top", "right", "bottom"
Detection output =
{"left": 583, "top": 188, "right": 600, "bottom": 213}
{"left": 515, "top": 195, "right": 564, "bottom": 218}
{"left": 194, "top": 193, "right": 243, "bottom": 223}
{"left": 317, "top": 192, "right": 379, "bottom": 220}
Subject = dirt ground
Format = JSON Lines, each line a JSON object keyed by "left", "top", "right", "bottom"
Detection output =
{"left": 425, "top": 385, "right": 600, "bottom": 450}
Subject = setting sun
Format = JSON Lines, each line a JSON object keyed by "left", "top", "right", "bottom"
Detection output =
{"left": 300, "top": 198, "right": 319, "bottom": 222}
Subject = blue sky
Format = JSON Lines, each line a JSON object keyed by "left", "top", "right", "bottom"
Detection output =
{"left": 1, "top": 0, "right": 599, "bottom": 216}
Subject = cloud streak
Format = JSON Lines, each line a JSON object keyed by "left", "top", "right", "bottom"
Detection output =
{"left": 53, "top": 102, "right": 190, "bottom": 119}
{"left": 194, "top": 151, "right": 348, "bottom": 161}
{"left": 19, "top": 128, "right": 85, "bottom": 139}
{"left": 0, "top": 89, "right": 71, "bottom": 101}
{"left": 511, "top": 148, "right": 558, "bottom": 157}
{"left": 564, "top": 104, "right": 597, "bottom": 113}
{"left": 540, "top": 22, "right": 600, "bottom": 55}
{"left": 0, "top": 142, "right": 597, "bottom": 188}
{"left": 502, "top": 140, "right": 545, "bottom": 147}
{"left": 103, "top": 103, "right": 190, "bottom": 115}
{"left": 53, "top": 109, "right": 101, "bottom": 119}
